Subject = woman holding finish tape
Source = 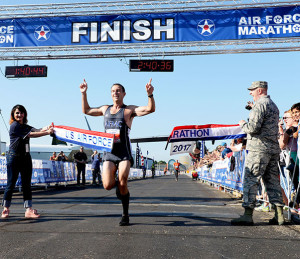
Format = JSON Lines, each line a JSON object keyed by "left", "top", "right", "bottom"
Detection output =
{"left": 1, "top": 104, "right": 53, "bottom": 219}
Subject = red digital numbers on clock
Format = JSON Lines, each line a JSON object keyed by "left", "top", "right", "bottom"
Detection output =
{"left": 5, "top": 65, "right": 47, "bottom": 78}
{"left": 129, "top": 60, "right": 174, "bottom": 72}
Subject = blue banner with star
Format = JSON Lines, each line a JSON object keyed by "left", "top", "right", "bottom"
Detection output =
{"left": 0, "top": 5, "right": 300, "bottom": 47}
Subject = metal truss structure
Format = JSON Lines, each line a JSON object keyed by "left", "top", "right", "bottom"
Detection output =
{"left": 1, "top": 0, "right": 300, "bottom": 18}
{"left": 0, "top": 0, "right": 300, "bottom": 60}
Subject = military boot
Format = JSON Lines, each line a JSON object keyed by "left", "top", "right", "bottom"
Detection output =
{"left": 231, "top": 208, "right": 254, "bottom": 226}
{"left": 269, "top": 205, "right": 285, "bottom": 225}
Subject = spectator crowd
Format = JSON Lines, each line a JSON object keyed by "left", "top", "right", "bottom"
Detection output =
{"left": 195, "top": 139, "right": 246, "bottom": 168}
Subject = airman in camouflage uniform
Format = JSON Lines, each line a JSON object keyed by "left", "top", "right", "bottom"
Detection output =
{"left": 231, "top": 81, "right": 285, "bottom": 226}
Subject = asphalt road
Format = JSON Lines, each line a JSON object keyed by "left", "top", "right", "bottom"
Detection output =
{"left": 0, "top": 174, "right": 299, "bottom": 259}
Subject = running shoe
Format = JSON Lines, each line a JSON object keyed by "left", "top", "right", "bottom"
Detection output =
{"left": 25, "top": 208, "right": 40, "bottom": 219}
{"left": 1, "top": 209, "right": 9, "bottom": 218}
{"left": 119, "top": 215, "right": 130, "bottom": 226}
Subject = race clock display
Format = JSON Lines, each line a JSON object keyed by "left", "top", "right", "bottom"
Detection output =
{"left": 129, "top": 60, "right": 174, "bottom": 72}
{"left": 5, "top": 65, "right": 48, "bottom": 78}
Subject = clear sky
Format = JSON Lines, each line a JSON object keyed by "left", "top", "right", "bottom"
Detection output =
{"left": 0, "top": 0, "right": 299, "bottom": 162}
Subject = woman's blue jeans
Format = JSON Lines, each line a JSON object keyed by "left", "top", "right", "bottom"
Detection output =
{"left": 2, "top": 151, "right": 33, "bottom": 208}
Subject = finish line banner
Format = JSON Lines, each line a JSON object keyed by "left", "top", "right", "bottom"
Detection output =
{"left": 53, "top": 125, "right": 114, "bottom": 152}
{"left": 1, "top": 5, "right": 300, "bottom": 47}
{"left": 168, "top": 124, "right": 246, "bottom": 143}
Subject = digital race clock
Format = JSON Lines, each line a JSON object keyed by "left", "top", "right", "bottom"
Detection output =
{"left": 5, "top": 65, "right": 48, "bottom": 78}
{"left": 129, "top": 60, "right": 174, "bottom": 72}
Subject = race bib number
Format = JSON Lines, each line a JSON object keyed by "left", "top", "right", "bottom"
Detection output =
{"left": 170, "top": 141, "right": 194, "bottom": 156}
{"left": 106, "top": 129, "right": 120, "bottom": 143}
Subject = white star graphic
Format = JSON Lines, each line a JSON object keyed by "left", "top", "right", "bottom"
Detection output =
{"left": 198, "top": 20, "right": 214, "bottom": 34}
{"left": 35, "top": 26, "right": 50, "bottom": 40}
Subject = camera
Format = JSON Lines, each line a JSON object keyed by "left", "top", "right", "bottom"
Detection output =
{"left": 245, "top": 101, "right": 253, "bottom": 110}
{"left": 245, "top": 104, "right": 252, "bottom": 110}
{"left": 286, "top": 126, "right": 298, "bottom": 135}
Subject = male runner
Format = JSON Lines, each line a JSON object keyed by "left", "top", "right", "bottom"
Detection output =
{"left": 80, "top": 79, "right": 155, "bottom": 226}
{"left": 173, "top": 160, "right": 181, "bottom": 181}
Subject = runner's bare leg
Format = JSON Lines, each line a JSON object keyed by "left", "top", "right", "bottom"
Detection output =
{"left": 118, "top": 161, "right": 131, "bottom": 195}
{"left": 117, "top": 161, "right": 131, "bottom": 225}
{"left": 102, "top": 161, "right": 117, "bottom": 190}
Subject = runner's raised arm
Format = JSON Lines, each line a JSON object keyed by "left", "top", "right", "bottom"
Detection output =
{"left": 133, "top": 78, "right": 155, "bottom": 117}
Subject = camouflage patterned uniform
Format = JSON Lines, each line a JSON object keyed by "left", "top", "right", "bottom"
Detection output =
{"left": 241, "top": 95, "right": 284, "bottom": 209}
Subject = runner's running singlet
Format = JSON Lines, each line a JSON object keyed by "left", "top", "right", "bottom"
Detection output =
{"left": 103, "top": 105, "right": 133, "bottom": 165}
{"left": 174, "top": 162, "right": 180, "bottom": 170}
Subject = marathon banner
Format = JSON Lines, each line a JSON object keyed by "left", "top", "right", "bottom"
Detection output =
{"left": 168, "top": 124, "right": 246, "bottom": 143}
{"left": 1, "top": 5, "right": 300, "bottom": 47}
{"left": 53, "top": 125, "right": 114, "bottom": 152}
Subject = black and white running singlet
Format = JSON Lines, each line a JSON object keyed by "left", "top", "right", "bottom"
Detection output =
{"left": 103, "top": 105, "right": 134, "bottom": 166}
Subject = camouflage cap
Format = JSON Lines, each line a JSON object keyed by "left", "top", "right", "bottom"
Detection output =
{"left": 247, "top": 81, "right": 268, "bottom": 90}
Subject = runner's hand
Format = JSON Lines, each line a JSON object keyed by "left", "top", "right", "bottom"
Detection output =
{"left": 80, "top": 79, "right": 88, "bottom": 93}
{"left": 146, "top": 78, "right": 154, "bottom": 95}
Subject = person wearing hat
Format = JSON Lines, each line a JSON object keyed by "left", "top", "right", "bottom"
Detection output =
{"left": 231, "top": 81, "right": 285, "bottom": 226}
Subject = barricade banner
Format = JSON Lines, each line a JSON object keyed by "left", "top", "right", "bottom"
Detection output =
{"left": 85, "top": 164, "right": 93, "bottom": 181}
{"left": 53, "top": 125, "right": 114, "bottom": 152}
{"left": 0, "top": 158, "right": 160, "bottom": 187}
{"left": 168, "top": 124, "right": 246, "bottom": 143}
{"left": 197, "top": 150, "right": 245, "bottom": 191}
{"left": 1, "top": 6, "right": 300, "bottom": 48}
{"left": 77, "top": 167, "right": 146, "bottom": 181}
{"left": 0, "top": 159, "right": 76, "bottom": 187}
{"left": 0, "top": 156, "right": 7, "bottom": 187}
{"left": 130, "top": 169, "right": 143, "bottom": 178}
{"left": 31, "top": 160, "right": 76, "bottom": 183}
